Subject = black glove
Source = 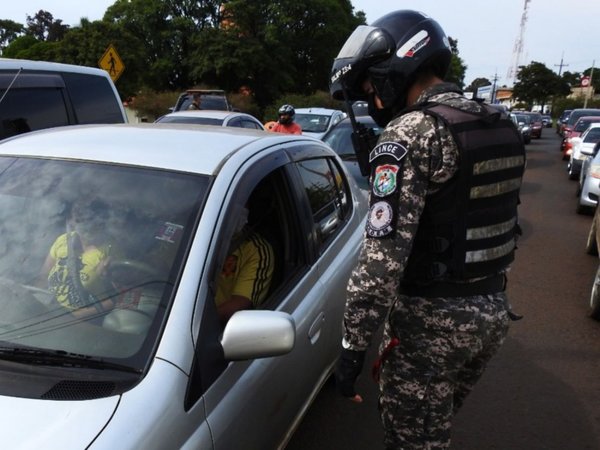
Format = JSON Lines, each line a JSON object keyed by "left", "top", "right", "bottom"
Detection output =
{"left": 335, "top": 348, "right": 366, "bottom": 398}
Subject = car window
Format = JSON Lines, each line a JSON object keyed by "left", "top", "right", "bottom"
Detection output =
{"left": 0, "top": 156, "right": 208, "bottom": 371}
{"left": 296, "top": 157, "right": 352, "bottom": 247}
{"left": 583, "top": 128, "right": 600, "bottom": 143}
{"left": 241, "top": 119, "right": 262, "bottom": 130}
{"left": 0, "top": 88, "right": 70, "bottom": 140}
{"left": 62, "top": 73, "right": 124, "bottom": 124}
{"left": 156, "top": 116, "right": 224, "bottom": 126}
{"left": 227, "top": 118, "right": 242, "bottom": 128}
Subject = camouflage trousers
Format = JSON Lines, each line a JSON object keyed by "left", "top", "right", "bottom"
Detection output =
{"left": 378, "top": 293, "right": 510, "bottom": 449}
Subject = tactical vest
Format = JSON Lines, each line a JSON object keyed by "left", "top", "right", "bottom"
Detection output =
{"left": 401, "top": 102, "right": 525, "bottom": 294}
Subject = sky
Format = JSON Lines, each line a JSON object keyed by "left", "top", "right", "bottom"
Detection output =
{"left": 3, "top": 0, "right": 600, "bottom": 86}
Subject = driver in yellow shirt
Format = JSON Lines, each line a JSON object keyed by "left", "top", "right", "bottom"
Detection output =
{"left": 215, "top": 207, "right": 274, "bottom": 325}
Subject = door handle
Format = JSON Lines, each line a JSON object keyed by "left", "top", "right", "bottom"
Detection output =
{"left": 308, "top": 312, "right": 325, "bottom": 344}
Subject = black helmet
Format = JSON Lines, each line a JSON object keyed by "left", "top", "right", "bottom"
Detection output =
{"left": 278, "top": 104, "right": 295, "bottom": 124}
{"left": 330, "top": 10, "right": 451, "bottom": 108}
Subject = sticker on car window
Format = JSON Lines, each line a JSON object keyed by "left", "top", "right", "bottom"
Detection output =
{"left": 155, "top": 222, "right": 184, "bottom": 244}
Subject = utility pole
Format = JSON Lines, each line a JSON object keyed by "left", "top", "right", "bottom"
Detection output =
{"left": 584, "top": 60, "right": 595, "bottom": 108}
{"left": 554, "top": 52, "right": 569, "bottom": 76}
{"left": 490, "top": 71, "right": 500, "bottom": 104}
{"left": 507, "top": 0, "right": 531, "bottom": 85}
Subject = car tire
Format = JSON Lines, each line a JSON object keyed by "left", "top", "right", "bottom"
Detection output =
{"left": 577, "top": 201, "right": 593, "bottom": 215}
{"left": 568, "top": 163, "right": 578, "bottom": 180}
{"left": 586, "top": 213, "right": 598, "bottom": 255}
{"left": 589, "top": 265, "right": 600, "bottom": 320}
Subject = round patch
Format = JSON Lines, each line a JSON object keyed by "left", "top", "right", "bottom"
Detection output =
{"left": 366, "top": 201, "right": 394, "bottom": 238}
{"left": 373, "top": 164, "right": 399, "bottom": 197}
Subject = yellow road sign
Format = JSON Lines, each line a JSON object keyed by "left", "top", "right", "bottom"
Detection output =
{"left": 98, "top": 44, "right": 125, "bottom": 82}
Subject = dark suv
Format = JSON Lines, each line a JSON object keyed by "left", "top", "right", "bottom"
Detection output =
{"left": 0, "top": 58, "right": 127, "bottom": 141}
{"left": 172, "top": 89, "right": 231, "bottom": 112}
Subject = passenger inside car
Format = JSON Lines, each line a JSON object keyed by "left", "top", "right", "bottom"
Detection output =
{"left": 215, "top": 200, "right": 275, "bottom": 326}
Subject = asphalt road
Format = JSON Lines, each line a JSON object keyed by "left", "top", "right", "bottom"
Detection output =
{"left": 286, "top": 128, "right": 600, "bottom": 450}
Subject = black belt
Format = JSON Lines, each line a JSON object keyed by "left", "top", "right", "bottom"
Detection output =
{"left": 399, "top": 274, "right": 506, "bottom": 298}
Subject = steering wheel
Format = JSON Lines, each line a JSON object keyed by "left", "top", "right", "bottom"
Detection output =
{"left": 107, "top": 259, "right": 160, "bottom": 287}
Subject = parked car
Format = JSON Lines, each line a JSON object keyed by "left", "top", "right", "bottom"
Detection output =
{"left": 510, "top": 112, "right": 532, "bottom": 144}
{"left": 0, "top": 124, "right": 367, "bottom": 449}
{"left": 577, "top": 141, "right": 600, "bottom": 214}
{"left": 294, "top": 108, "right": 347, "bottom": 140}
{"left": 522, "top": 111, "right": 543, "bottom": 139}
{"left": 321, "top": 115, "right": 383, "bottom": 191}
{"left": 171, "top": 89, "right": 232, "bottom": 112}
{"left": 584, "top": 204, "right": 600, "bottom": 319}
{"left": 0, "top": 58, "right": 127, "bottom": 141}
{"left": 155, "top": 110, "right": 264, "bottom": 130}
{"left": 561, "top": 108, "right": 600, "bottom": 140}
{"left": 568, "top": 123, "right": 600, "bottom": 179}
{"left": 557, "top": 109, "right": 572, "bottom": 135}
{"left": 541, "top": 115, "right": 552, "bottom": 128}
{"left": 561, "top": 116, "right": 600, "bottom": 160}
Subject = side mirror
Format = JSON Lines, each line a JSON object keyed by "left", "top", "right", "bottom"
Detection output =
{"left": 221, "top": 310, "right": 296, "bottom": 360}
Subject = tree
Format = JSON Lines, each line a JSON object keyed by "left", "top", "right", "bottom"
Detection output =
{"left": 189, "top": 0, "right": 364, "bottom": 109}
{"left": 0, "top": 20, "right": 24, "bottom": 54}
{"left": 512, "top": 61, "right": 565, "bottom": 110}
{"left": 25, "top": 10, "right": 69, "bottom": 41}
{"left": 465, "top": 77, "right": 492, "bottom": 95}
{"left": 445, "top": 37, "right": 466, "bottom": 89}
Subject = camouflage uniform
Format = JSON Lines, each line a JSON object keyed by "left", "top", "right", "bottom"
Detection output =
{"left": 343, "top": 83, "right": 511, "bottom": 449}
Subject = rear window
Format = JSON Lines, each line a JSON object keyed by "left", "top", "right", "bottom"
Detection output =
{"left": 62, "top": 72, "right": 125, "bottom": 124}
{"left": 156, "top": 116, "right": 223, "bottom": 126}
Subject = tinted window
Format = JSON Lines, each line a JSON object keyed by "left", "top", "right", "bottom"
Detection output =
{"left": 241, "top": 119, "right": 262, "bottom": 130}
{"left": 296, "top": 157, "right": 351, "bottom": 246}
{"left": 62, "top": 73, "right": 124, "bottom": 124}
{"left": 583, "top": 128, "right": 600, "bottom": 143}
{"left": 156, "top": 116, "right": 224, "bottom": 126}
{"left": 0, "top": 87, "right": 69, "bottom": 140}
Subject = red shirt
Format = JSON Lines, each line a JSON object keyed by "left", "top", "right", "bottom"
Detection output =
{"left": 270, "top": 122, "right": 302, "bottom": 135}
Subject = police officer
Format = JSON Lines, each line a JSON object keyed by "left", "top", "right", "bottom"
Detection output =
{"left": 329, "top": 10, "right": 525, "bottom": 449}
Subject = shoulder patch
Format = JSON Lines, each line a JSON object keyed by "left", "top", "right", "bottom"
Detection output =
{"left": 373, "top": 164, "right": 399, "bottom": 197}
{"left": 366, "top": 201, "right": 394, "bottom": 238}
{"left": 369, "top": 141, "right": 408, "bottom": 163}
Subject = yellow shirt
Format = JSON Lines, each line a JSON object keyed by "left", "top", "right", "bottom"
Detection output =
{"left": 215, "top": 233, "right": 274, "bottom": 307}
{"left": 47, "top": 233, "right": 114, "bottom": 310}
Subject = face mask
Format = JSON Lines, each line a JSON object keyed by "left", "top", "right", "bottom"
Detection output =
{"left": 367, "top": 92, "right": 393, "bottom": 128}
{"left": 234, "top": 207, "right": 249, "bottom": 234}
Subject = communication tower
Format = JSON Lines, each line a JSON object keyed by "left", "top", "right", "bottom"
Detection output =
{"left": 506, "top": 0, "right": 531, "bottom": 84}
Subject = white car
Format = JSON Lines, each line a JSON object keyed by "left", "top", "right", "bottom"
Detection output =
{"left": 568, "top": 123, "right": 600, "bottom": 180}
{"left": 0, "top": 124, "right": 367, "bottom": 449}
{"left": 294, "top": 107, "right": 346, "bottom": 139}
{"left": 577, "top": 141, "right": 600, "bottom": 213}
{"left": 155, "top": 110, "right": 265, "bottom": 130}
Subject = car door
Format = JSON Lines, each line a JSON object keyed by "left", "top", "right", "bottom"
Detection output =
{"left": 183, "top": 143, "right": 349, "bottom": 450}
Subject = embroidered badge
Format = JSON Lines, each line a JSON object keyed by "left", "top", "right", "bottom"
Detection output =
{"left": 366, "top": 201, "right": 394, "bottom": 238}
{"left": 373, "top": 164, "right": 399, "bottom": 197}
{"left": 369, "top": 142, "right": 408, "bottom": 163}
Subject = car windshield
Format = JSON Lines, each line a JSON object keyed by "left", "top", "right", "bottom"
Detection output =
{"left": 0, "top": 157, "right": 208, "bottom": 372}
{"left": 515, "top": 114, "right": 531, "bottom": 124}
{"left": 157, "top": 116, "right": 224, "bottom": 126}
{"left": 575, "top": 120, "right": 598, "bottom": 132}
{"left": 295, "top": 113, "right": 332, "bottom": 133}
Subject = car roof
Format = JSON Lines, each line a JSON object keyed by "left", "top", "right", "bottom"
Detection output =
{"left": 0, "top": 124, "right": 310, "bottom": 175}
{"left": 295, "top": 108, "right": 343, "bottom": 116}
{"left": 0, "top": 57, "right": 111, "bottom": 78}
{"left": 160, "top": 110, "right": 249, "bottom": 120}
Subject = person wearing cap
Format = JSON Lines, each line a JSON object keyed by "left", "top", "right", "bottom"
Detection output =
{"left": 330, "top": 10, "right": 525, "bottom": 449}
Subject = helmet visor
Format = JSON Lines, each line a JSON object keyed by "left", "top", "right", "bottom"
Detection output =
{"left": 335, "top": 26, "right": 379, "bottom": 58}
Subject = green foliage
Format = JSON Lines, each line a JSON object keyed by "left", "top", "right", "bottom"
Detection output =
{"left": 465, "top": 77, "right": 492, "bottom": 94}
{"left": 0, "top": 20, "right": 25, "bottom": 54}
{"left": 513, "top": 61, "right": 570, "bottom": 110}
{"left": 130, "top": 89, "right": 180, "bottom": 121}
{"left": 445, "top": 37, "right": 466, "bottom": 89}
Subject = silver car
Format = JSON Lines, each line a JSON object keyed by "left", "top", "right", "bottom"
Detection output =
{"left": 294, "top": 107, "right": 347, "bottom": 140}
{"left": 577, "top": 139, "right": 600, "bottom": 214}
{"left": 568, "top": 123, "right": 600, "bottom": 180}
{"left": 0, "top": 124, "right": 367, "bottom": 449}
{"left": 155, "top": 110, "right": 265, "bottom": 130}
